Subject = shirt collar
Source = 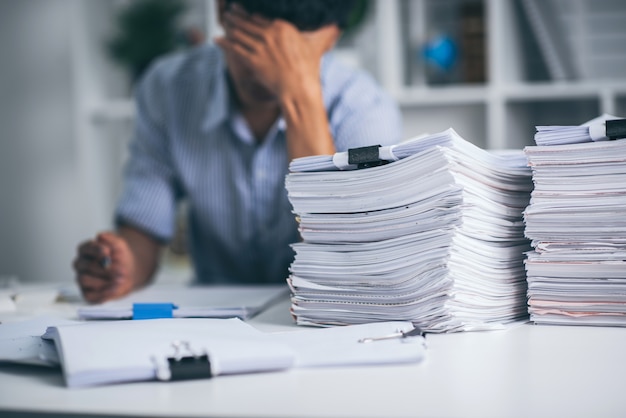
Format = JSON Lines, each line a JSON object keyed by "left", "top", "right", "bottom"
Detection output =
{"left": 201, "top": 50, "right": 231, "bottom": 133}
{"left": 230, "top": 113, "right": 286, "bottom": 146}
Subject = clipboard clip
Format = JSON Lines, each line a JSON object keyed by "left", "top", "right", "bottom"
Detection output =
{"left": 331, "top": 144, "right": 399, "bottom": 170}
{"left": 153, "top": 340, "right": 212, "bottom": 381}
{"left": 358, "top": 326, "right": 424, "bottom": 343}
{"left": 589, "top": 119, "right": 626, "bottom": 141}
{"left": 348, "top": 145, "right": 389, "bottom": 169}
{"left": 606, "top": 119, "right": 626, "bottom": 140}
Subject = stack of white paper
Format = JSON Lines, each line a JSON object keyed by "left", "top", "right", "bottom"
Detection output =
{"left": 285, "top": 129, "right": 533, "bottom": 332}
{"left": 534, "top": 114, "right": 620, "bottom": 146}
{"left": 524, "top": 136, "right": 626, "bottom": 326}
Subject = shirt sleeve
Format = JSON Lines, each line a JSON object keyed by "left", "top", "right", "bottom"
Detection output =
{"left": 327, "top": 66, "right": 403, "bottom": 152}
{"left": 114, "top": 59, "right": 181, "bottom": 243}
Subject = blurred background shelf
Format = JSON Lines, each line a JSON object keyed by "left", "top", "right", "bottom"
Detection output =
{"left": 91, "top": 99, "right": 135, "bottom": 123}
{"left": 502, "top": 82, "right": 616, "bottom": 101}
{"left": 395, "top": 85, "right": 488, "bottom": 106}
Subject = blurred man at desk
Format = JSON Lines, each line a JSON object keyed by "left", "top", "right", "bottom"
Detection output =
{"left": 73, "top": 0, "right": 402, "bottom": 303}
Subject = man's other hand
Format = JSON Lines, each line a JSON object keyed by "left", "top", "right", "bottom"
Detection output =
{"left": 73, "top": 232, "right": 135, "bottom": 304}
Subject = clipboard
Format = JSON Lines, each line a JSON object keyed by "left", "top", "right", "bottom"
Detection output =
{"left": 40, "top": 318, "right": 426, "bottom": 388}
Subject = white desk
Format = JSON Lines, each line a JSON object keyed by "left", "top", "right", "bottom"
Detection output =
{"left": 1, "top": 296, "right": 626, "bottom": 418}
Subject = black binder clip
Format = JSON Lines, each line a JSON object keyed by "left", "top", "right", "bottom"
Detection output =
{"left": 348, "top": 145, "right": 389, "bottom": 169}
{"left": 154, "top": 340, "right": 212, "bottom": 381}
{"left": 606, "top": 119, "right": 626, "bottom": 140}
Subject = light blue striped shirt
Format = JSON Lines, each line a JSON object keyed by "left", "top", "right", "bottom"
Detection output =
{"left": 116, "top": 43, "right": 402, "bottom": 284}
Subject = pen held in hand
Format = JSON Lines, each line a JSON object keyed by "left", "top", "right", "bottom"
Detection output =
{"left": 100, "top": 256, "right": 111, "bottom": 270}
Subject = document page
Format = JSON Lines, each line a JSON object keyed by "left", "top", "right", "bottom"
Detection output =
{"left": 78, "top": 284, "right": 289, "bottom": 320}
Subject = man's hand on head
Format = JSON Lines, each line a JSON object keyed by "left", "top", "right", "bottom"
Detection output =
{"left": 215, "top": 2, "right": 339, "bottom": 159}
{"left": 215, "top": 4, "right": 340, "bottom": 103}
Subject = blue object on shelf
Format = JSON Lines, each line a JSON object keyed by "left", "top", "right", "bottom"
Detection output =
{"left": 422, "top": 35, "right": 457, "bottom": 71}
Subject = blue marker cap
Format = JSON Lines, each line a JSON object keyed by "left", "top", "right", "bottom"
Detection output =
{"left": 133, "top": 303, "right": 177, "bottom": 320}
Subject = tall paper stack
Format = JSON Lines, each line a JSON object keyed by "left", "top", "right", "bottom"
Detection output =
{"left": 524, "top": 136, "right": 626, "bottom": 326}
{"left": 286, "top": 129, "right": 533, "bottom": 332}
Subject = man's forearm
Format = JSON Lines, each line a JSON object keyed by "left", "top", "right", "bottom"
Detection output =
{"left": 118, "top": 225, "right": 162, "bottom": 289}
{"left": 281, "top": 80, "right": 336, "bottom": 161}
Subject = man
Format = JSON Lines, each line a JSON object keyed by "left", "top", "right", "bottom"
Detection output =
{"left": 73, "top": 0, "right": 402, "bottom": 303}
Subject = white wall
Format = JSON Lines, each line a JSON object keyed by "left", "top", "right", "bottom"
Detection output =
{"left": 0, "top": 0, "right": 96, "bottom": 283}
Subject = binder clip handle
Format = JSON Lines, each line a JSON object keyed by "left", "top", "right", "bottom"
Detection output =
{"left": 167, "top": 354, "right": 212, "bottom": 381}
{"left": 348, "top": 145, "right": 389, "bottom": 169}
{"left": 153, "top": 340, "right": 212, "bottom": 381}
{"left": 606, "top": 119, "right": 626, "bottom": 140}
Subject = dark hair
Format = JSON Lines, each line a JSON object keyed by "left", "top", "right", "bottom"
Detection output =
{"left": 224, "top": 0, "right": 357, "bottom": 30}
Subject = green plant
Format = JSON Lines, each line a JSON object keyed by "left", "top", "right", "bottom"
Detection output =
{"left": 343, "top": 0, "right": 371, "bottom": 40}
{"left": 107, "top": 0, "right": 187, "bottom": 81}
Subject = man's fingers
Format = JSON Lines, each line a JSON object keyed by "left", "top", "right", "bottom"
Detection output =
{"left": 224, "top": 10, "right": 265, "bottom": 41}
{"left": 229, "top": 3, "right": 272, "bottom": 28}
{"left": 73, "top": 257, "right": 111, "bottom": 280}
{"left": 77, "top": 238, "right": 113, "bottom": 274}
{"left": 77, "top": 272, "right": 128, "bottom": 304}
{"left": 96, "top": 233, "right": 126, "bottom": 267}
{"left": 247, "top": 13, "right": 272, "bottom": 28}
{"left": 75, "top": 255, "right": 126, "bottom": 281}
{"left": 75, "top": 231, "right": 132, "bottom": 304}
{"left": 77, "top": 268, "right": 132, "bottom": 303}
{"left": 75, "top": 236, "right": 123, "bottom": 279}
{"left": 77, "top": 273, "right": 114, "bottom": 303}
{"left": 215, "top": 36, "right": 256, "bottom": 68}
{"left": 77, "top": 274, "right": 110, "bottom": 292}
{"left": 78, "top": 239, "right": 110, "bottom": 260}
{"left": 96, "top": 232, "right": 124, "bottom": 250}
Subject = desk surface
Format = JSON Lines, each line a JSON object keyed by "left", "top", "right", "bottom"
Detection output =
{"left": 1, "top": 295, "right": 626, "bottom": 418}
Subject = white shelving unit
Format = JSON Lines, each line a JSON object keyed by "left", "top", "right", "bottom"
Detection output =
{"left": 371, "top": 0, "right": 626, "bottom": 149}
